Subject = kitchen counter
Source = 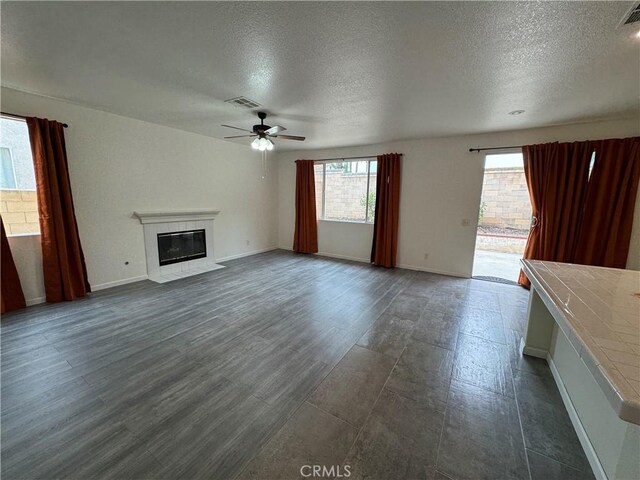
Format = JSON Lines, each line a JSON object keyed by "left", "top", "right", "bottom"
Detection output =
{"left": 521, "top": 260, "right": 640, "bottom": 479}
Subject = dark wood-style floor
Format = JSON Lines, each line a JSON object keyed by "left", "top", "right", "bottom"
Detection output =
{"left": 1, "top": 250, "right": 594, "bottom": 480}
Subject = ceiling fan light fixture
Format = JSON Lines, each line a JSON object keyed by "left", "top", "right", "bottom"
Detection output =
{"left": 251, "top": 137, "right": 273, "bottom": 151}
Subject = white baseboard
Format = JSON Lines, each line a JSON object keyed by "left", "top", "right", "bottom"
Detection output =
{"left": 279, "top": 246, "right": 367, "bottom": 263}
{"left": 316, "top": 251, "right": 370, "bottom": 263}
{"left": 92, "top": 274, "right": 149, "bottom": 291}
{"left": 279, "top": 245, "right": 469, "bottom": 279}
{"left": 547, "top": 355, "right": 607, "bottom": 480}
{"left": 21, "top": 249, "right": 277, "bottom": 306}
{"left": 24, "top": 273, "right": 149, "bottom": 305}
{"left": 216, "top": 246, "right": 279, "bottom": 263}
{"left": 26, "top": 296, "right": 46, "bottom": 306}
{"left": 521, "top": 344, "right": 548, "bottom": 359}
{"left": 22, "top": 248, "right": 277, "bottom": 306}
{"left": 396, "top": 263, "right": 469, "bottom": 278}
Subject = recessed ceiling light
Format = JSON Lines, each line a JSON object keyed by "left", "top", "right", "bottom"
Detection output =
{"left": 508, "top": 110, "right": 525, "bottom": 115}
{"left": 636, "top": 30, "right": 640, "bottom": 39}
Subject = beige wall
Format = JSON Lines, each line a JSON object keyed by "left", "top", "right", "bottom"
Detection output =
{"left": 277, "top": 117, "right": 640, "bottom": 277}
{"left": 4, "top": 83, "right": 637, "bottom": 305}
{"left": 1, "top": 87, "right": 279, "bottom": 304}
{"left": 1, "top": 189, "right": 39, "bottom": 234}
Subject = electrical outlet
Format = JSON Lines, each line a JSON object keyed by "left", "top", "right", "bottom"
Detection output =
{"left": 462, "top": 219, "right": 471, "bottom": 226}
{"left": 246, "top": 240, "right": 250, "bottom": 246}
{"left": 424, "top": 253, "right": 429, "bottom": 260}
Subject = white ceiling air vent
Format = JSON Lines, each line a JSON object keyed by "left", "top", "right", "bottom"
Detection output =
{"left": 622, "top": 3, "right": 640, "bottom": 24}
{"left": 224, "top": 96, "right": 261, "bottom": 109}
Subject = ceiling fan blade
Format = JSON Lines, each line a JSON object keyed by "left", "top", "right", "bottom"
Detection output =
{"left": 224, "top": 134, "right": 257, "bottom": 139}
{"left": 265, "top": 125, "right": 286, "bottom": 136}
{"left": 275, "top": 134, "right": 305, "bottom": 141}
{"left": 221, "top": 124, "right": 252, "bottom": 133}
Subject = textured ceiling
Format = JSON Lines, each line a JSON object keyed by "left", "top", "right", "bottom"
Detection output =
{"left": 1, "top": 1, "right": 639, "bottom": 149}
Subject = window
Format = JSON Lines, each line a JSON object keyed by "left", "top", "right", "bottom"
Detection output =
{"left": 0, "top": 147, "right": 16, "bottom": 189}
{"left": 314, "top": 159, "right": 377, "bottom": 223}
{"left": 0, "top": 117, "right": 40, "bottom": 235}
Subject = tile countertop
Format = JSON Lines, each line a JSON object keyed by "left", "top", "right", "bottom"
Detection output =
{"left": 522, "top": 260, "right": 640, "bottom": 425}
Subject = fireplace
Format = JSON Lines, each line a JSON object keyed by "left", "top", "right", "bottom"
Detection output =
{"left": 157, "top": 229, "right": 206, "bottom": 266}
{"left": 133, "top": 210, "right": 223, "bottom": 283}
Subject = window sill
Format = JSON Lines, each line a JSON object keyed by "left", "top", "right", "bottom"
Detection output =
{"left": 7, "top": 232, "right": 41, "bottom": 238}
{"left": 318, "top": 219, "right": 375, "bottom": 225}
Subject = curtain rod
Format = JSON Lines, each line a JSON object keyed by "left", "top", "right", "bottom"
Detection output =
{"left": 310, "top": 154, "right": 403, "bottom": 162}
{"left": 1, "top": 111, "right": 69, "bottom": 128}
{"left": 469, "top": 145, "right": 522, "bottom": 152}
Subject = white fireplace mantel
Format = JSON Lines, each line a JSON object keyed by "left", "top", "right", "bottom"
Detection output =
{"left": 133, "top": 209, "right": 221, "bottom": 224}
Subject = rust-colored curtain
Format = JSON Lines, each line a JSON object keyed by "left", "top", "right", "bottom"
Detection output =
{"left": 371, "top": 153, "right": 401, "bottom": 268}
{"left": 293, "top": 159, "right": 318, "bottom": 253}
{"left": 574, "top": 137, "right": 640, "bottom": 268}
{"left": 518, "top": 142, "right": 593, "bottom": 287}
{"left": 1, "top": 217, "right": 26, "bottom": 313}
{"left": 27, "top": 117, "right": 90, "bottom": 302}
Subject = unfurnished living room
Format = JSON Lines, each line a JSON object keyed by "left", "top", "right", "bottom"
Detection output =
{"left": 1, "top": 2, "right": 639, "bottom": 480}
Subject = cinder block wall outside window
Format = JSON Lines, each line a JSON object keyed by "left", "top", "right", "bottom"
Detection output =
{"left": 1, "top": 189, "right": 39, "bottom": 234}
{"left": 479, "top": 168, "right": 531, "bottom": 230}
{"left": 323, "top": 172, "right": 369, "bottom": 221}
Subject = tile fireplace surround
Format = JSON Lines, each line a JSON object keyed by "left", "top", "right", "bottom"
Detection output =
{"left": 133, "top": 210, "right": 224, "bottom": 283}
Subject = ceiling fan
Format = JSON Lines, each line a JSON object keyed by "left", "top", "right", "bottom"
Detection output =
{"left": 222, "top": 112, "right": 305, "bottom": 151}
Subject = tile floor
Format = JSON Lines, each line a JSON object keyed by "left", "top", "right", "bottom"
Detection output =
{"left": 1, "top": 250, "right": 594, "bottom": 479}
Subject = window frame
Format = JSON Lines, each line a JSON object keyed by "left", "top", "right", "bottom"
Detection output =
{"left": 315, "top": 158, "right": 377, "bottom": 224}
{"left": 0, "top": 146, "right": 18, "bottom": 190}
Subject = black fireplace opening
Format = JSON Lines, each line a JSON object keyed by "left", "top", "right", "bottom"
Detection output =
{"left": 157, "top": 229, "right": 206, "bottom": 266}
